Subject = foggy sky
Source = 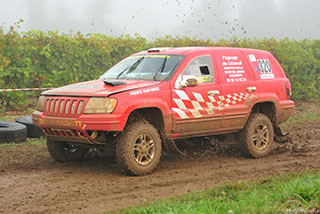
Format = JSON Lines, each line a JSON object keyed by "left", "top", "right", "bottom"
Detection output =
{"left": 0, "top": 0, "right": 319, "bottom": 40}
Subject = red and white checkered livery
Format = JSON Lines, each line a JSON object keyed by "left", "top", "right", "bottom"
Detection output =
{"left": 172, "top": 89, "right": 250, "bottom": 119}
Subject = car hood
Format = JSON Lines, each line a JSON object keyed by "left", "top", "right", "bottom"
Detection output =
{"left": 42, "top": 79, "right": 161, "bottom": 97}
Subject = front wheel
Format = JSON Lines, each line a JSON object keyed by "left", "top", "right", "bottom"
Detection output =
{"left": 46, "top": 140, "right": 88, "bottom": 162}
{"left": 116, "top": 120, "right": 162, "bottom": 176}
{"left": 239, "top": 113, "right": 274, "bottom": 158}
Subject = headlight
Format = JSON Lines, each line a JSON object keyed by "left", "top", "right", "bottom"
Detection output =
{"left": 36, "top": 96, "right": 46, "bottom": 112}
{"left": 83, "top": 97, "right": 117, "bottom": 114}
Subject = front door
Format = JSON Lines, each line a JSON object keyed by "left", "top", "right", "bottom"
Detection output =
{"left": 171, "top": 54, "right": 223, "bottom": 137}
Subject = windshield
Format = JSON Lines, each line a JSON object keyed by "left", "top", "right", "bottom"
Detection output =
{"left": 99, "top": 55, "right": 185, "bottom": 81}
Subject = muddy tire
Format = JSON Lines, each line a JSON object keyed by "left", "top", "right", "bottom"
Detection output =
{"left": 0, "top": 121, "right": 27, "bottom": 143}
{"left": 239, "top": 113, "right": 274, "bottom": 158}
{"left": 46, "top": 140, "right": 88, "bottom": 162}
{"left": 116, "top": 120, "right": 162, "bottom": 176}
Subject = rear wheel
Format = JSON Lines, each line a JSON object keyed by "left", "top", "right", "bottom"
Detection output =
{"left": 239, "top": 113, "right": 274, "bottom": 158}
{"left": 46, "top": 140, "right": 88, "bottom": 162}
{"left": 116, "top": 120, "right": 162, "bottom": 176}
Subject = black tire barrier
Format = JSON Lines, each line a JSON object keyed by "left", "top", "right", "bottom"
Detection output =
{"left": 0, "top": 121, "right": 27, "bottom": 143}
{"left": 16, "top": 116, "right": 44, "bottom": 138}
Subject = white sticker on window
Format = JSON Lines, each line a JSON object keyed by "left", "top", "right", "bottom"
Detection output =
{"left": 260, "top": 73, "right": 275, "bottom": 79}
{"left": 248, "top": 54, "right": 256, "bottom": 62}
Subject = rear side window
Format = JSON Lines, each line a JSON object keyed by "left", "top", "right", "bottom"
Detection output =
{"left": 246, "top": 52, "right": 284, "bottom": 79}
{"left": 182, "top": 55, "right": 214, "bottom": 83}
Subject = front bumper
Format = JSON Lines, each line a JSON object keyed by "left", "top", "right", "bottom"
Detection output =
{"left": 32, "top": 110, "right": 127, "bottom": 144}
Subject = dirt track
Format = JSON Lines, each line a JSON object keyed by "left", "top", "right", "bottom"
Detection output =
{"left": 0, "top": 120, "right": 320, "bottom": 213}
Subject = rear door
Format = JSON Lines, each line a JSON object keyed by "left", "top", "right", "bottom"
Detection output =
{"left": 213, "top": 49, "right": 256, "bottom": 130}
{"left": 171, "top": 54, "right": 223, "bottom": 137}
{"left": 246, "top": 50, "right": 287, "bottom": 100}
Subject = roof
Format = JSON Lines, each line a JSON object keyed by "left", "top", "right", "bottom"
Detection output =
{"left": 134, "top": 46, "right": 270, "bottom": 56}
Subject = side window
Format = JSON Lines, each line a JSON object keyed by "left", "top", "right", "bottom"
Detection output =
{"left": 182, "top": 56, "right": 214, "bottom": 83}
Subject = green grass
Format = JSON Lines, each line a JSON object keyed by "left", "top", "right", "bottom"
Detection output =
{"left": 283, "top": 112, "right": 320, "bottom": 126}
{"left": 302, "top": 113, "right": 320, "bottom": 121}
{"left": 281, "top": 100, "right": 320, "bottom": 127}
{"left": 0, "top": 114, "right": 20, "bottom": 122}
{"left": 0, "top": 137, "right": 46, "bottom": 147}
{"left": 111, "top": 171, "right": 320, "bottom": 214}
{"left": 0, "top": 108, "right": 35, "bottom": 122}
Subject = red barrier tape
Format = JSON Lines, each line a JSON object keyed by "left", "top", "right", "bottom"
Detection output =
{"left": 0, "top": 88, "right": 54, "bottom": 92}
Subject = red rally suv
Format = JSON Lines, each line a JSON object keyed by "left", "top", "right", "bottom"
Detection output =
{"left": 32, "top": 47, "right": 295, "bottom": 175}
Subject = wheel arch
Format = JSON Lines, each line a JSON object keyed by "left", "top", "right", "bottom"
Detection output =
{"left": 249, "top": 101, "right": 277, "bottom": 125}
{"left": 125, "top": 107, "right": 165, "bottom": 136}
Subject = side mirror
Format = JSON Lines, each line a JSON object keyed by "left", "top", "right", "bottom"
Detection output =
{"left": 176, "top": 75, "right": 198, "bottom": 89}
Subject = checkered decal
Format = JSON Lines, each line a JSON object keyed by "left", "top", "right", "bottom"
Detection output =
{"left": 172, "top": 90, "right": 250, "bottom": 119}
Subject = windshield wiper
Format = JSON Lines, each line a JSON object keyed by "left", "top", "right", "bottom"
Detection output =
{"left": 116, "top": 66, "right": 130, "bottom": 79}
{"left": 153, "top": 56, "right": 167, "bottom": 81}
{"left": 117, "top": 57, "right": 144, "bottom": 79}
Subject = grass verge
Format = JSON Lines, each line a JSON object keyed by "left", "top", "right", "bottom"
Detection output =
{"left": 281, "top": 100, "right": 320, "bottom": 127}
{"left": 0, "top": 107, "right": 35, "bottom": 122}
{"left": 0, "top": 137, "right": 46, "bottom": 148}
{"left": 111, "top": 170, "right": 320, "bottom": 214}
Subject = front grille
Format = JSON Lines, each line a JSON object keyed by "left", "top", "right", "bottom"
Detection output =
{"left": 44, "top": 97, "right": 86, "bottom": 117}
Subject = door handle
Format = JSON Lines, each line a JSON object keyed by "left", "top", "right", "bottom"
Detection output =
{"left": 207, "top": 90, "right": 220, "bottom": 96}
{"left": 246, "top": 86, "right": 256, "bottom": 92}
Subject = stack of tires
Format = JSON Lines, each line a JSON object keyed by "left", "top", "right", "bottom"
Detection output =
{"left": 0, "top": 116, "right": 44, "bottom": 144}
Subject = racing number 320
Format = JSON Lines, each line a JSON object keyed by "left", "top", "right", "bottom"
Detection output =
{"left": 258, "top": 59, "right": 272, "bottom": 74}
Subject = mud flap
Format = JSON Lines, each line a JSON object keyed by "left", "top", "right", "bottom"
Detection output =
{"left": 274, "top": 126, "right": 291, "bottom": 144}
{"left": 162, "top": 139, "right": 187, "bottom": 157}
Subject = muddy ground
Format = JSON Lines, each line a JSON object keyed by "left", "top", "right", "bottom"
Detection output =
{"left": 0, "top": 103, "right": 319, "bottom": 214}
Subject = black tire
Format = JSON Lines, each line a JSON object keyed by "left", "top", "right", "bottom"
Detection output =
{"left": 46, "top": 140, "right": 88, "bottom": 162}
{"left": 0, "top": 121, "right": 27, "bottom": 143}
{"left": 116, "top": 120, "right": 162, "bottom": 176}
{"left": 16, "top": 116, "right": 44, "bottom": 138}
{"left": 239, "top": 113, "right": 274, "bottom": 158}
